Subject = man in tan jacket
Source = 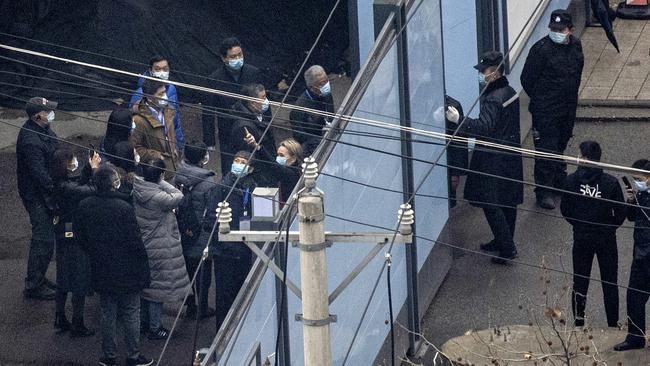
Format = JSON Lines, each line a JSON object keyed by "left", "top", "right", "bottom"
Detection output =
{"left": 131, "top": 79, "right": 178, "bottom": 180}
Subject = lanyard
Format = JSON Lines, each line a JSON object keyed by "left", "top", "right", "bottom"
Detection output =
{"left": 242, "top": 188, "right": 251, "bottom": 217}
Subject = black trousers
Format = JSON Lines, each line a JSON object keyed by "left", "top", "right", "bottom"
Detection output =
{"left": 625, "top": 258, "right": 650, "bottom": 344}
{"left": 23, "top": 200, "right": 55, "bottom": 290}
{"left": 482, "top": 206, "right": 517, "bottom": 254}
{"left": 532, "top": 113, "right": 575, "bottom": 197}
{"left": 184, "top": 256, "right": 213, "bottom": 314}
{"left": 214, "top": 250, "right": 252, "bottom": 331}
{"left": 571, "top": 232, "right": 618, "bottom": 327}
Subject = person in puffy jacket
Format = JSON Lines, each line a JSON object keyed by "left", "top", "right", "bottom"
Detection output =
{"left": 132, "top": 159, "right": 190, "bottom": 340}
{"left": 50, "top": 148, "right": 101, "bottom": 337}
{"left": 560, "top": 141, "right": 626, "bottom": 328}
{"left": 173, "top": 141, "right": 217, "bottom": 318}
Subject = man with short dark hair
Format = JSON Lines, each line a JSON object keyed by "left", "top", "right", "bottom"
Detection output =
{"left": 202, "top": 37, "right": 263, "bottom": 174}
{"left": 560, "top": 141, "right": 626, "bottom": 328}
{"left": 128, "top": 56, "right": 184, "bottom": 152}
{"left": 614, "top": 160, "right": 650, "bottom": 351}
{"left": 76, "top": 165, "right": 153, "bottom": 366}
{"left": 521, "top": 9, "right": 584, "bottom": 209}
{"left": 17, "top": 97, "right": 59, "bottom": 300}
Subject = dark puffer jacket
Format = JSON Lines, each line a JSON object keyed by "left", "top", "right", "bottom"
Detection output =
{"left": 16, "top": 119, "right": 59, "bottom": 205}
{"left": 629, "top": 191, "right": 650, "bottom": 260}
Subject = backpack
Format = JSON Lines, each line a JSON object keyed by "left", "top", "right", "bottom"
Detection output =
{"left": 176, "top": 183, "right": 205, "bottom": 248}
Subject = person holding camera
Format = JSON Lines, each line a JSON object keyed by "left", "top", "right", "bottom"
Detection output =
{"left": 560, "top": 141, "right": 626, "bottom": 328}
{"left": 615, "top": 159, "right": 650, "bottom": 351}
{"left": 446, "top": 51, "right": 522, "bottom": 265}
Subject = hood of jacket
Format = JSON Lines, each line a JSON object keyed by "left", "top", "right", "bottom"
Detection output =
{"left": 574, "top": 166, "right": 603, "bottom": 184}
{"left": 175, "top": 160, "right": 215, "bottom": 188}
{"left": 132, "top": 176, "right": 163, "bottom": 205}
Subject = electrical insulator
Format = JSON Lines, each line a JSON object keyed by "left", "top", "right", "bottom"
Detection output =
{"left": 397, "top": 203, "right": 415, "bottom": 235}
{"left": 217, "top": 201, "right": 232, "bottom": 234}
{"left": 302, "top": 156, "right": 319, "bottom": 188}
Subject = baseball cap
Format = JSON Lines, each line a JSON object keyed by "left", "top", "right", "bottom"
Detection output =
{"left": 549, "top": 9, "right": 573, "bottom": 31}
{"left": 473, "top": 51, "right": 504, "bottom": 72}
{"left": 25, "top": 97, "right": 58, "bottom": 118}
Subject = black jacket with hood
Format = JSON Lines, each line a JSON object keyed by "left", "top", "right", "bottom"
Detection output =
{"left": 560, "top": 166, "right": 626, "bottom": 237}
{"left": 628, "top": 190, "right": 650, "bottom": 260}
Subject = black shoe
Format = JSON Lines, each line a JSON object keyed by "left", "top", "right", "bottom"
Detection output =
{"left": 126, "top": 355, "right": 154, "bottom": 366}
{"left": 147, "top": 326, "right": 169, "bottom": 340}
{"left": 574, "top": 318, "right": 584, "bottom": 327}
{"left": 491, "top": 250, "right": 518, "bottom": 265}
{"left": 199, "top": 307, "right": 217, "bottom": 319}
{"left": 613, "top": 340, "right": 645, "bottom": 351}
{"left": 24, "top": 285, "right": 56, "bottom": 300}
{"left": 54, "top": 312, "right": 71, "bottom": 332}
{"left": 479, "top": 240, "right": 499, "bottom": 252}
{"left": 537, "top": 196, "right": 555, "bottom": 210}
{"left": 98, "top": 358, "right": 116, "bottom": 366}
{"left": 70, "top": 320, "right": 95, "bottom": 338}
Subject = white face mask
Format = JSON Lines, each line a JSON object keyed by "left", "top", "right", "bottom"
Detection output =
{"left": 113, "top": 179, "right": 121, "bottom": 190}
{"left": 203, "top": 153, "right": 210, "bottom": 165}
{"left": 134, "top": 150, "right": 140, "bottom": 165}
{"left": 68, "top": 157, "right": 79, "bottom": 172}
{"left": 47, "top": 111, "right": 55, "bottom": 123}
{"left": 152, "top": 70, "right": 170, "bottom": 80}
{"left": 158, "top": 93, "right": 169, "bottom": 107}
{"left": 131, "top": 120, "right": 136, "bottom": 132}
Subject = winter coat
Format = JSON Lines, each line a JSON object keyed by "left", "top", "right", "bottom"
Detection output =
{"left": 53, "top": 164, "right": 96, "bottom": 293}
{"left": 201, "top": 63, "right": 263, "bottom": 146}
{"left": 204, "top": 172, "right": 257, "bottom": 257}
{"left": 76, "top": 192, "right": 150, "bottom": 294}
{"left": 173, "top": 160, "right": 218, "bottom": 258}
{"left": 257, "top": 147, "right": 301, "bottom": 203}
{"left": 628, "top": 191, "right": 650, "bottom": 260}
{"left": 130, "top": 100, "right": 178, "bottom": 181}
{"left": 132, "top": 177, "right": 190, "bottom": 303}
{"left": 228, "top": 101, "right": 275, "bottom": 157}
{"left": 16, "top": 119, "right": 59, "bottom": 205}
{"left": 128, "top": 71, "right": 185, "bottom": 151}
{"left": 460, "top": 77, "right": 523, "bottom": 207}
{"left": 520, "top": 35, "right": 584, "bottom": 119}
{"left": 560, "top": 166, "right": 626, "bottom": 238}
{"left": 289, "top": 90, "right": 335, "bottom": 156}
{"left": 445, "top": 95, "right": 468, "bottom": 175}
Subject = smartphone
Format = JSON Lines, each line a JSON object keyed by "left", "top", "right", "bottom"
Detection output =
{"left": 622, "top": 176, "right": 633, "bottom": 190}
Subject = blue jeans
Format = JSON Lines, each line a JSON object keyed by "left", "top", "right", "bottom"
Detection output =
{"left": 100, "top": 292, "right": 141, "bottom": 360}
{"left": 23, "top": 200, "right": 55, "bottom": 290}
{"left": 141, "top": 299, "right": 163, "bottom": 330}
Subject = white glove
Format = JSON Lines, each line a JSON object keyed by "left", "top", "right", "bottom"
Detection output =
{"left": 445, "top": 106, "right": 460, "bottom": 123}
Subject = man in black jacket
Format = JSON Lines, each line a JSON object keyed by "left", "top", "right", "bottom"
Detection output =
{"left": 614, "top": 160, "right": 650, "bottom": 351}
{"left": 290, "top": 65, "right": 335, "bottom": 156}
{"left": 201, "top": 37, "right": 263, "bottom": 173}
{"left": 560, "top": 141, "right": 626, "bottom": 328}
{"left": 16, "top": 97, "right": 59, "bottom": 300}
{"left": 446, "top": 51, "right": 523, "bottom": 265}
{"left": 76, "top": 165, "right": 153, "bottom": 366}
{"left": 521, "top": 9, "right": 584, "bottom": 209}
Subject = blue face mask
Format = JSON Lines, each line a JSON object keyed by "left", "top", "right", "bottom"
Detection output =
{"left": 549, "top": 31, "right": 568, "bottom": 44}
{"left": 319, "top": 81, "right": 331, "bottom": 96}
{"left": 228, "top": 58, "right": 244, "bottom": 71}
{"left": 478, "top": 72, "right": 487, "bottom": 86}
{"left": 276, "top": 155, "right": 288, "bottom": 166}
{"left": 635, "top": 180, "right": 649, "bottom": 192}
{"left": 231, "top": 162, "right": 248, "bottom": 177}
{"left": 261, "top": 98, "right": 270, "bottom": 112}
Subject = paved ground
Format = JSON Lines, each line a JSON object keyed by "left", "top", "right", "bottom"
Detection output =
{"left": 420, "top": 120, "right": 650, "bottom": 364}
{"left": 580, "top": 18, "right": 650, "bottom": 102}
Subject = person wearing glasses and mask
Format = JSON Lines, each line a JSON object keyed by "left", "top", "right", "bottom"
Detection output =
{"left": 521, "top": 9, "right": 584, "bottom": 210}
{"left": 131, "top": 79, "right": 178, "bottom": 181}
{"left": 290, "top": 65, "right": 335, "bottom": 156}
{"left": 17, "top": 97, "right": 60, "bottom": 300}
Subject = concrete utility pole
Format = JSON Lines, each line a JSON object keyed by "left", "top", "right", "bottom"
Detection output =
{"left": 215, "top": 157, "right": 413, "bottom": 366}
{"left": 297, "top": 157, "right": 332, "bottom": 365}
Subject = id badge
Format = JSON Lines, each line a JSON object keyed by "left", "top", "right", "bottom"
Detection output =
{"left": 239, "top": 216, "right": 251, "bottom": 231}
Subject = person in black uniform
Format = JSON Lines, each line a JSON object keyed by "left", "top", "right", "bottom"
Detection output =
{"left": 560, "top": 141, "right": 626, "bottom": 328}
{"left": 446, "top": 51, "right": 523, "bottom": 265}
{"left": 201, "top": 37, "right": 263, "bottom": 172}
{"left": 290, "top": 65, "right": 335, "bottom": 156}
{"left": 614, "top": 159, "right": 650, "bottom": 351}
{"left": 521, "top": 9, "right": 584, "bottom": 210}
{"left": 17, "top": 97, "right": 60, "bottom": 300}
